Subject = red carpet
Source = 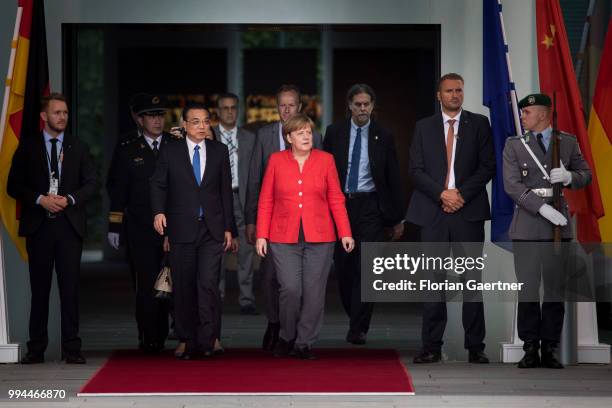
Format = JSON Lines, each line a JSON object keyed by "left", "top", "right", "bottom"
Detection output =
{"left": 79, "top": 348, "right": 415, "bottom": 395}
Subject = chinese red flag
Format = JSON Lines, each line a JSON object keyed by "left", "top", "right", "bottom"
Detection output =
{"left": 536, "top": 0, "right": 604, "bottom": 243}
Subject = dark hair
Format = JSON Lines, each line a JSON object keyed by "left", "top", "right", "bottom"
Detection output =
{"left": 40, "top": 93, "right": 67, "bottom": 112}
{"left": 276, "top": 84, "right": 302, "bottom": 105}
{"left": 346, "top": 84, "right": 376, "bottom": 104}
{"left": 217, "top": 93, "right": 239, "bottom": 107}
{"left": 182, "top": 103, "right": 210, "bottom": 121}
{"left": 437, "top": 73, "right": 464, "bottom": 90}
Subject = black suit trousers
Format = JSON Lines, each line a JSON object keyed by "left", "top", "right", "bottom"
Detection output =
{"left": 25, "top": 215, "right": 83, "bottom": 355}
{"left": 127, "top": 233, "right": 169, "bottom": 347}
{"left": 419, "top": 213, "right": 486, "bottom": 353}
{"left": 334, "top": 194, "right": 384, "bottom": 334}
{"left": 170, "top": 221, "right": 223, "bottom": 352}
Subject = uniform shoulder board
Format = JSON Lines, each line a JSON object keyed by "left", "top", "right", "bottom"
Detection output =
{"left": 119, "top": 136, "right": 139, "bottom": 147}
{"left": 558, "top": 131, "right": 576, "bottom": 139}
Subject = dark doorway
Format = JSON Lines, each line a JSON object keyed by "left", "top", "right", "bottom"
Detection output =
{"left": 333, "top": 47, "right": 438, "bottom": 239}
{"left": 116, "top": 47, "right": 227, "bottom": 134}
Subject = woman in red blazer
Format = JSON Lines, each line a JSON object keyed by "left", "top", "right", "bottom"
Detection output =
{"left": 256, "top": 114, "right": 354, "bottom": 360}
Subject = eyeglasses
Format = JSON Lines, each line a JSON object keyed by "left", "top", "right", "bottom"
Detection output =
{"left": 186, "top": 118, "right": 210, "bottom": 127}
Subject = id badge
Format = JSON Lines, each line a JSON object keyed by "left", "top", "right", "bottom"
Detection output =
{"left": 48, "top": 177, "right": 59, "bottom": 195}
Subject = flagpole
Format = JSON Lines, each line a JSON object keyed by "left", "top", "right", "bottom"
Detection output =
{"left": 494, "top": 0, "right": 525, "bottom": 363}
{"left": 497, "top": 0, "right": 523, "bottom": 135}
{"left": 574, "top": 0, "right": 595, "bottom": 83}
{"left": 0, "top": 6, "right": 22, "bottom": 147}
{"left": 0, "top": 3, "right": 24, "bottom": 363}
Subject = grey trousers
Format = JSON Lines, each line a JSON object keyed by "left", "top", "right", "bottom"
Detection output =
{"left": 219, "top": 191, "right": 255, "bottom": 307}
{"left": 269, "top": 239, "right": 334, "bottom": 347}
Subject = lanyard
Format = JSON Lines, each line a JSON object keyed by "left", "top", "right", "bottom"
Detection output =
{"left": 45, "top": 142, "right": 64, "bottom": 180}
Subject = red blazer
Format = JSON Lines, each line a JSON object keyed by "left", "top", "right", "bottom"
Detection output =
{"left": 257, "top": 149, "right": 352, "bottom": 243}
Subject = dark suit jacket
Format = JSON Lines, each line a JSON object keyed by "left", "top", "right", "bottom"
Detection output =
{"left": 150, "top": 137, "right": 235, "bottom": 243}
{"left": 405, "top": 110, "right": 495, "bottom": 227}
{"left": 324, "top": 119, "right": 405, "bottom": 227}
{"left": 7, "top": 132, "right": 97, "bottom": 238}
{"left": 213, "top": 125, "right": 256, "bottom": 213}
{"left": 106, "top": 132, "right": 176, "bottom": 241}
{"left": 244, "top": 121, "right": 322, "bottom": 225}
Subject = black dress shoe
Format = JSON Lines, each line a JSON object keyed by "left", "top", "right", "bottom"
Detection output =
{"left": 413, "top": 350, "right": 441, "bottom": 364}
{"left": 240, "top": 305, "right": 260, "bottom": 316}
{"left": 262, "top": 322, "right": 280, "bottom": 351}
{"left": 294, "top": 345, "right": 318, "bottom": 360}
{"left": 273, "top": 338, "right": 294, "bottom": 357}
{"left": 65, "top": 352, "right": 86, "bottom": 364}
{"left": 541, "top": 343, "right": 564, "bottom": 369}
{"left": 21, "top": 352, "right": 44, "bottom": 364}
{"left": 517, "top": 343, "right": 540, "bottom": 368}
{"left": 346, "top": 331, "right": 367, "bottom": 345}
{"left": 468, "top": 350, "right": 490, "bottom": 364}
{"left": 202, "top": 349, "right": 214, "bottom": 358}
{"left": 177, "top": 351, "right": 199, "bottom": 360}
{"left": 213, "top": 346, "right": 225, "bottom": 356}
{"left": 142, "top": 343, "right": 164, "bottom": 354}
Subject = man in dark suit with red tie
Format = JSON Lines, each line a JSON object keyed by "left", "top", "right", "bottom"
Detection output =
{"left": 324, "top": 84, "right": 405, "bottom": 345}
{"left": 8, "top": 93, "right": 97, "bottom": 364}
{"left": 150, "top": 103, "right": 235, "bottom": 359}
{"left": 406, "top": 73, "right": 495, "bottom": 364}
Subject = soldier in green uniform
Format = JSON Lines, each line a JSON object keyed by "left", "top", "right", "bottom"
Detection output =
{"left": 502, "top": 93, "right": 592, "bottom": 368}
{"left": 106, "top": 94, "right": 178, "bottom": 353}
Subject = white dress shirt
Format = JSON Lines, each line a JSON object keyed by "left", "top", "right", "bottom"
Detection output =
{"left": 186, "top": 137, "right": 206, "bottom": 182}
{"left": 143, "top": 134, "right": 162, "bottom": 151}
{"left": 442, "top": 109, "right": 462, "bottom": 189}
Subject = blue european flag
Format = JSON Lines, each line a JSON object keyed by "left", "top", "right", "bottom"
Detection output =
{"left": 483, "top": 0, "right": 521, "bottom": 244}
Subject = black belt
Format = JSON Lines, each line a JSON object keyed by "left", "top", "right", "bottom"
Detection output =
{"left": 232, "top": 188, "right": 239, "bottom": 193}
{"left": 345, "top": 191, "right": 376, "bottom": 199}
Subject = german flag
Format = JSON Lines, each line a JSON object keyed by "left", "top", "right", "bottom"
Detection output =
{"left": 0, "top": 0, "right": 49, "bottom": 261}
{"left": 588, "top": 18, "right": 612, "bottom": 244}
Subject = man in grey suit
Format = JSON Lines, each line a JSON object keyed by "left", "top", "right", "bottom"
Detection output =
{"left": 214, "top": 93, "right": 258, "bottom": 315}
{"left": 503, "top": 93, "right": 591, "bottom": 369}
{"left": 245, "top": 84, "right": 323, "bottom": 351}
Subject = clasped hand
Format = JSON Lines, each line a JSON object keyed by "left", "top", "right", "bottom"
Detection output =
{"left": 40, "top": 194, "right": 68, "bottom": 213}
{"left": 440, "top": 189, "right": 464, "bottom": 213}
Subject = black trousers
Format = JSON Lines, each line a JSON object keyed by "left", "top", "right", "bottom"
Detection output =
{"left": 334, "top": 194, "right": 385, "bottom": 335}
{"left": 419, "top": 213, "right": 486, "bottom": 353}
{"left": 126, "top": 227, "right": 169, "bottom": 347}
{"left": 25, "top": 215, "right": 82, "bottom": 355}
{"left": 169, "top": 221, "right": 223, "bottom": 352}
{"left": 513, "top": 239, "right": 568, "bottom": 346}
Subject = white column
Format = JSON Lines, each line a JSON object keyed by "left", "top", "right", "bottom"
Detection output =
{"left": 0, "top": 231, "right": 20, "bottom": 363}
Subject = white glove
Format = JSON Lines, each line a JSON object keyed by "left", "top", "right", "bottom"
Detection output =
{"left": 550, "top": 161, "right": 572, "bottom": 186}
{"left": 538, "top": 204, "right": 568, "bottom": 226}
{"left": 107, "top": 232, "right": 120, "bottom": 249}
